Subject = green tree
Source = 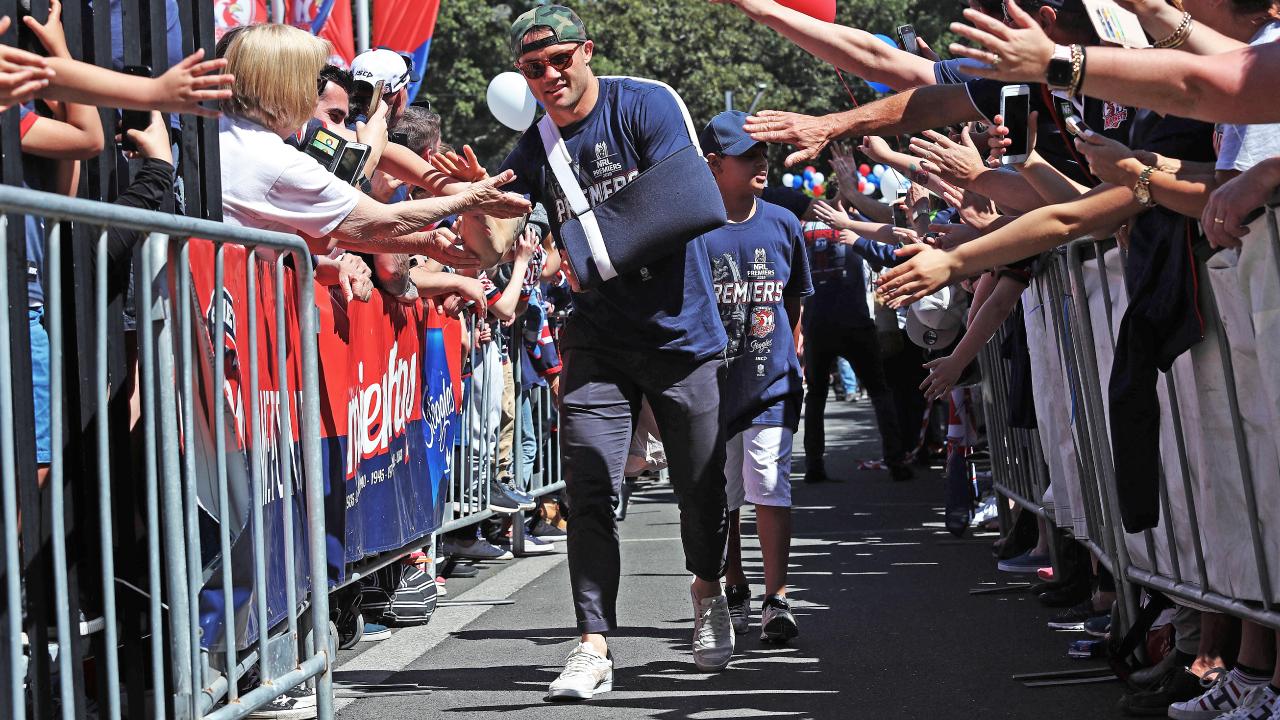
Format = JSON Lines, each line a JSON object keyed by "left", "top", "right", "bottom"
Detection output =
{"left": 422, "top": 0, "right": 964, "bottom": 187}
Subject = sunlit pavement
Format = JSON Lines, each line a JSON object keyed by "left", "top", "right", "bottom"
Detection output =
{"left": 334, "top": 397, "right": 1125, "bottom": 720}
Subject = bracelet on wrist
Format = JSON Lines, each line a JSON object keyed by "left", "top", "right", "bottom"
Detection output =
{"left": 1153, "top": 12, "right": 1193, "bottom": 49}
{"left": 1068, "top": 44, "right": 1085, "bottom": 96}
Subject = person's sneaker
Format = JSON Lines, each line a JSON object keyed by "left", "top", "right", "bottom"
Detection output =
{"left": 1209, "top": 685, "right": 1280, "bottom": 720}
{"left": 1038, "top": 567, "right": 1055, "bottom": 582}
{"left": 997, "top": 549, "right": 1051, "bottom": 574}
{"left": 440, "top": 558, "right": 479, "bottom": 578}
{"left": 691, "top": 586, "right": 734, "bottom": 672}
{"left": 726, "top": 584, "right": 751, "bottom": 635}
{"left": 1126, "top": 647, "right": 1183, "bottom": 692}
{"left": 1047, "top": 600, "right": 1106, "bottom": 631}
{"left": 759, "top": 595, "right": 798, "bottom": 644}
{"left": 803, "top": 466, "right": 838, "bottom": 483}
{"left": 435, "top": 578, "right": 448, "bottom": 597}
{"left": 1083, "top": 614, "right": 1111, "bottom": 638}
{"left": 487, "top": 479, "right": 525, "bottom": 514}
{"left": 359, "top": 623, "right": 391, "bottom": 642}
{"left": 545, "top": 643, "right": 613, "bottom": 702}
{"left": 530, "top": 518, "right": 567, "bottom": 539}
{"left": 515, "top": 534, "right": 557, "bottom": 556}
{"left": 1117, "top": 668, "right": 1204, "bottom": 717}
{"left": 443, "top": 537, "right": 513, "bottom": 561}
{"left": 497, "top": 476, "right": 536, "bottom": 511}
{"left": 246, "top": 686, "right": 317, "bottom": 719}
{"left": 1168, "top": 668, "right": 1265, "bottom": 719}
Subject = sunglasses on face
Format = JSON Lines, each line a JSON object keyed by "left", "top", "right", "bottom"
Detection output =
{"left": 515, "top": 45, "right": 581, "bottom": 79}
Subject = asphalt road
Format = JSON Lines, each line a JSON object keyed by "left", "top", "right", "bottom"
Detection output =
{"left": 333, "top": 396, "right": 1128, "bottom": 720}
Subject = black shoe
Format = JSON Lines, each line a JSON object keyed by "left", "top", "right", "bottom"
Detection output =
{"left": 804, "top": 464, "right": 840, "bottom": 483}
{"left": 1047, "top": 600, "right": 1107, "bottom": 631}
{"left": 1126, "top": 649, "right": 1181, "bottom": 692}
{"left": 1118, "top": 668, "right": 1203, "bottom": 716}
{"left": 487, "top": 479, "right": 524, "bottom": 514}
{"left": 497, "top": 476, "right": 536, "bottom": 511}
{"left": 760, "top": 595, "right": 799, "bottom": 644}
{"left": 889, "top": 462, "right": 914, "bottom": 482}
{"left": 1038, "top": 577, "right": 1092, "bottom": 608}
{"left": 441, "top": 562, "right": 478, "bottom": 579}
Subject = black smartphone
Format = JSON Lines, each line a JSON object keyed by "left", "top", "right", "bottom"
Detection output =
{"left": 892, "top": 186, "right": 910, "bottom": 229}
{"left": 333, "top": 142, "right": 370, "bottom": 184}
{"left": 302, "top": 125, "right": 348, "bottom": 171}
{"left": 897, "top": 24, "right": 920, "bottom": 55}
{"left": 119, "top": 65, "right": 153, "bottom": 151}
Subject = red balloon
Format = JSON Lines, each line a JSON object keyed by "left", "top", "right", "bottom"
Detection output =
{"left": 777, "top": 0, "right": 836, "bottom": 23}
{"left": 858, "top": 163, "right": 871, "bottom": 176}
{"left": 813, "top": 184, "right": 826, "bottom": 197}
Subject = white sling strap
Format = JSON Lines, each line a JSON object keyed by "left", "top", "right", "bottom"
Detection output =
{"left": 535, "top": 77, "right": 707, "bottom": 284}
{"left": 538, "top": 116, "right": 617, "bottom": 282}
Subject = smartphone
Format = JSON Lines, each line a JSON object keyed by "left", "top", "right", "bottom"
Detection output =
{"left": 892, "top": 186, "right": 910, "bottom": 229}
{"left": 897, "top": 24, "right": 920, "bottom": 55}
{"left": 119, "top": 65, "right": 154, "bottom": 151}
{"left": 302, "top": 125, "right": 348, "bottom": 171}
{"left": 333, "top": 141, "right": 370, "bottom": 184}
{"left": 1064, "top": 113, "right": 1092, "bottom": 139}
{"left": 999, "top": 84, "right": 1032, "bottom": 166}
{"left": 348, "top": 79, "right": 384, "bottom": 123}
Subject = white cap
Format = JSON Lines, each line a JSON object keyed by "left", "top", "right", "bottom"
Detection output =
{"left": 905, "top": 285, "right": 966, "bottom": 350}
{"left": 351, "top": 49, "right": 413, "bottom": 94}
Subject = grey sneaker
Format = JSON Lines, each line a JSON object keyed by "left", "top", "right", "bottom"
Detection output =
{"left": 691, "top": 585, "right": 734, "bottom": 672}
{"left": 726, "top": 584, "right": 751, "bottom": 635}
{"left": 545, "top": 643, "right": 613, "bottom": 702}
{"left": 759, "top": 595, "right": 799, "bottom": 644}
{"left": 246, "top": 685, "right": 317, "bottom": 719}
{"left": 442, "top": 537, "right": 513, "bottom": 561}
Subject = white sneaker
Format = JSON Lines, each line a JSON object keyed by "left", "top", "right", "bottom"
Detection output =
{"left": 691, "top": 585, "right": 734, "bottom": 672}
{"left": 1213, "top": 685, "right": 1280, "bottom": 720}
{"left": 246, "top": 686, "right": 317, "bottom": 719}
{"left": 546, "top": 643, "right": 613, "bottom": 702}
{"left": 1169, "top": 668, "right": 1261, "bottom": 719}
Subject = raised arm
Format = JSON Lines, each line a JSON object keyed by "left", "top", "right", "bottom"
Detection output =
{"left": 713, "top": 0, "right": 938, "bottom": 91}
{"left": 744, "top": 83, "right": 982, "bottom": 166}
{"left": 42, "top": 49, "right": 232, "bottom": 117}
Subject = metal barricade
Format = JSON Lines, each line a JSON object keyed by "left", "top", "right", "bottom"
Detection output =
{"left": 0, "top": 185, "right": 334, "bottom": 720}
{"left": 438, "top": 315, "right": 495, "bottom": 535}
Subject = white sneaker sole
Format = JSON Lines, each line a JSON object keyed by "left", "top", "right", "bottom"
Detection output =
{"left": 545, "top": 674, "right": 613, "bottom": 702}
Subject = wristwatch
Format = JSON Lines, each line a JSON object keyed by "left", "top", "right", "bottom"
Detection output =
{"left": 1046, "top": 44, "right": 1074, "bottom": 89}
{"left": 1133, "top": 166, "right": 1157, "bottom": 208}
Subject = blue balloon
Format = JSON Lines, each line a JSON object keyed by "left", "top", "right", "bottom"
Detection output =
{"left": 866, "top": 173, "right": 880, "bottom": 185}
{"left": 791, "top": 175, "right": 804, "bottom": 189}
{"left": 866, "top": 35, "right": 897, "bottom": 93}
{"left": 803, "top": 169, "right": 814, "bottom": 180}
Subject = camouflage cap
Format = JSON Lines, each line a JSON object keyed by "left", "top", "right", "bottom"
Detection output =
{"left": 510, "top": 5, "right": 589, "bottom": 58}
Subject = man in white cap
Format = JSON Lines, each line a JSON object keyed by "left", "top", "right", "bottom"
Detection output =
{"left": 350, "top": 48, "right": 415, "bottom": 129}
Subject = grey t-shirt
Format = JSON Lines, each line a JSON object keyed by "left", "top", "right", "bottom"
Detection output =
{"left": 1216, "top": 21, "right": 1280, "bottom": 172}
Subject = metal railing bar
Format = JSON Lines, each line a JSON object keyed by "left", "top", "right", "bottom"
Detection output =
{"left": 139, "top": 232, "right": 169, "bottom": 720}
{"left": 45, "top": 222, "right": 75, "bottom": 720}
{"left": 96, "top": 227, "right": 123, "bottom": 720}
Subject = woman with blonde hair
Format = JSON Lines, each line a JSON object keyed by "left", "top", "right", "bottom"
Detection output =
{"left": 217, "top": 23, "right": 528, "bottom": 255}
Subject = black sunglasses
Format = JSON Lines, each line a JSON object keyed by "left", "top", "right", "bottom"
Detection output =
{"left": 514, "top": 44, "right": 582, "bottom": 80}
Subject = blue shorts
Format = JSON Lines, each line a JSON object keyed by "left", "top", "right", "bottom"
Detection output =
{"left": 30, "top": 307, "right": 50, "bottom": 465}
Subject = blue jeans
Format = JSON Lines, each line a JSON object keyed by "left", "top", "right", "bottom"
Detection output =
{"left": 30, "top": 308, "right": 51, "bottom": 465}
{"left": 836, "top": 357, "right": 858, "bottom": 395}
{"left": 518, "top": 390, "right": 537, "bottom": 488}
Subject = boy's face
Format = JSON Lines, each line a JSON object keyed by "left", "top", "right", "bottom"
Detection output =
{"left": 712, "top": 143, "right": 769, "bottom": 195}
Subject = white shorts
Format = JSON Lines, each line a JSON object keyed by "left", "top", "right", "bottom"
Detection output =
{"left": 724, "top": 425, "right": 793, "bottom": 511}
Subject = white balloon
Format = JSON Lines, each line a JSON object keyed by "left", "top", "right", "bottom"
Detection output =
{"left": 872, "top": 164, "right": 886, "bottom": 178}
{"left": 486, "top": 72, "right": 537, "bottom": 131}
{"left": 879, "top": 172, "right": 900, "bottom": 201}
{"left": 782, "top": 173, "right": 795, "bottom": 188}
{"left": 811, "top": 172, "right": 825, "bottom": 187}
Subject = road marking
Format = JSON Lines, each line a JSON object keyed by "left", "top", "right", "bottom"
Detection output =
{"left": 333, "top": 552, "right": 567, "bottom": 712}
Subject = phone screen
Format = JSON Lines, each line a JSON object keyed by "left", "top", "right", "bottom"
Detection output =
{"left": 304, "top": 127, "right": 345, "bottom": 170}
{"left": 897, "top": 24, "right": 919, "bottom": 55}
{"left": 349, "top": 80, "right": 384, "bottom": 121}
{"left": 334, "top": 144, "right": 367, "bottom": 184}
{"left": 1002, "top": 91, "right": 1031, "bottom": 161}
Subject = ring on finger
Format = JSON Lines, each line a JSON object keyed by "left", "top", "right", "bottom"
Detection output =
{"left": 990, "top": 53, "right": 1003, "bottom": 67}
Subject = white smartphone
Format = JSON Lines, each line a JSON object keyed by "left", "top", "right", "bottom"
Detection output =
{"left": 999, "top": 84, "right": 1032, "bottom": 166}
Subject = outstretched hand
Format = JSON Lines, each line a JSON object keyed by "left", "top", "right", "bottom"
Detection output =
{"left": 948, "top": 3, "right": 1055, "bottom": 84}
{"left": 460, "top": 170, "right": 532, "bottom": 219}
{"left": 0, "top": 17, "right": 55, "bottom": 111}
{"left": 743, "top": 110, "right": 833, "bottom": 167}
{"left": 431, "top": 144, "right": 488, "bottom": 183}
{"left": 153, "top": 49, "right": 234, "bottom": 117}
{"left": 874, "top": 243, "right": 961, "bottom": 308}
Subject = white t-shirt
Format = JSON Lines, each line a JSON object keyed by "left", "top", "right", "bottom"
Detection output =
{"left": 219, "top": 115, "right": 361, "bottom": 239}
{"left": 1216, "top": 21, "right": 1280, "bottom": 173}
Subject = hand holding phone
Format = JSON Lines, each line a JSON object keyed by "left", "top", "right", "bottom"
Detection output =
{"left": 348, "top": 79, "right": 384, "bottom": 123}
{"left": 897, "top": 24, "right": 920, "bottom": 55}
{"left": 119, "top": 65, "right": 153, "bottom": 152}
{"left": 999, "top": 84, "right": 1032, "bottom": 166}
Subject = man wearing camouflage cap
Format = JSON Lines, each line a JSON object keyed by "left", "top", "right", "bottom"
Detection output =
{"left": 493, "top": 3, "right": 736, "bottom": 701}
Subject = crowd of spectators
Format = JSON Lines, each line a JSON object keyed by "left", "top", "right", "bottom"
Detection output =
{"left": 6, "top": 0, "right": 1280, "bottom": 716}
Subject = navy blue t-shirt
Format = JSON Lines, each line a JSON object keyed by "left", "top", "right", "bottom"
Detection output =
{"left": 18, "top": 103, "right": 49, "bottom": 308}
{"left": 499, "top": 77, "right": 727, "bottom": 361}
{"left": 801, "top": 222, "right": 875, "bottom": 333}
{"left": 703, "top": 200, "right": 812, "bottom": 434}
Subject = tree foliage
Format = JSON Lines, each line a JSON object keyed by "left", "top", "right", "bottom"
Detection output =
{"left": 421, "top": 0, "right": 963, "bottom": 182}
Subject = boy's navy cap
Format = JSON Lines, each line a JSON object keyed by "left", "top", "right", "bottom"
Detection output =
{"left": 700, "top": 110, "right": 764, "bottom": 157}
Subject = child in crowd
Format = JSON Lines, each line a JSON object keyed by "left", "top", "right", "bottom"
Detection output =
{"left": 699, "top": 111, "right": 813, "bottom": 643}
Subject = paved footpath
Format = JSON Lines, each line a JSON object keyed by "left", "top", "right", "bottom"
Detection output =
{"left": 334, "top": 398, "right": 1127, "bottom": 719}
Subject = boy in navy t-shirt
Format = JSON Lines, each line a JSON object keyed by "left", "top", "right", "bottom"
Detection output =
{"left": 494, "top": 6, "right": 735, "bottom": 700}
{"left": 700, "top": 111, "right": 813, "bottom": 644}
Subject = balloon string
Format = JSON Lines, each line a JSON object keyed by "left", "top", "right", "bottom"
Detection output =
{"left": 835, "top": 67, "right": 860, "bottom": 108}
